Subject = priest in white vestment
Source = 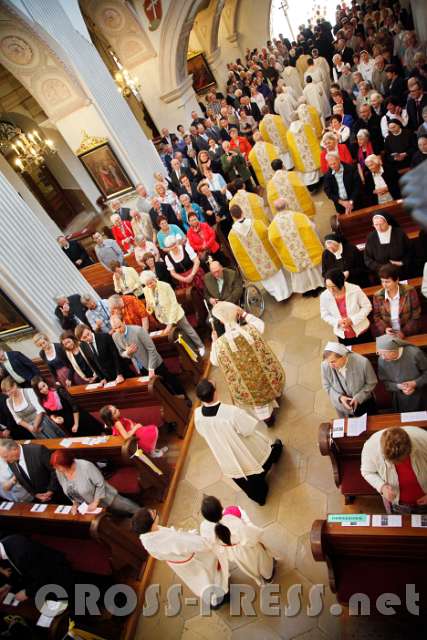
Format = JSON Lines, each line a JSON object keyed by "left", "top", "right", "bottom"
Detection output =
{"left": 133, "top": 508, "right": 229, "bottom": 608}
{"left": 303, "top": 58, "right": 324, "bottom": 85}
{"left": 228, "top": 204, "right": 292, "bottom": 301}
{"left": 281, "top": 64, "right": 303, "bottom": 97}
{"left": 195, "top": 379, "right": 283, "bottom": 504}
{"left": 274, "top": 87, "right": 296, "bottom": 128}
{"left": 303, "top": 76, "right": 331, "bottom": 123}
{"left": 200, "top": 496, "right": 276, "bottom": 585}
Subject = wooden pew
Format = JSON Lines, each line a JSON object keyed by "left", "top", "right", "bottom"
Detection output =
{"left": 67, "top": 376, "right": 191, "bottom": 438}
{"left": 318, "top": 414, "right": 427, "bottom": 503}
{"left": 0, "top": 502, "right": 146, "bottom": 576}
{"left": 80, "top": 263, "right": 115, "bottom": 298}
{"left": 23, "top": 435, "right": 170, "bottom": 500}
{"left": 351, "top": 333, "right": 427, "bottom": 363}
{"left": 311, "top": 516, "right": 427, "bottom": 611}
{"left": 331, "top": 199, "right": 420, "bottom": 247}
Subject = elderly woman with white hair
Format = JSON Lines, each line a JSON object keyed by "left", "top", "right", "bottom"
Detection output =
{"left": 110, "top": 213, "right": 134, "bottom": 253}
{"left": 164, "top": 235, "right": 205, "bottom": 293}
{"left": 321, "top": 342, "right": 378, "bottom": 417}
{"left": 320, "top": 131, "right": 353, "bottom": 174}
{"left": 154, "top": 181, "right": 181, "bottom": 218}
{"left": 210, "top": 301, "right": 285, "bottom": 425}
{"left": 140, "top": 271, "right": 205, "bottom": 357}
{"left": 364, "top": 154, "right": 401, "bottom": 205}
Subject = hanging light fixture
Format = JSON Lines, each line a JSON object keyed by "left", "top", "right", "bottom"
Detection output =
{"left": 109, "top": 49, "right": 142, "bottom": 102}
{"left": 11, "top": 130, "right": 56, "bottom": 173}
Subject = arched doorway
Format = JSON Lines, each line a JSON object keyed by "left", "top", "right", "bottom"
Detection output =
{"left": 0, "top": 64, "right": 93, "bottom": 231}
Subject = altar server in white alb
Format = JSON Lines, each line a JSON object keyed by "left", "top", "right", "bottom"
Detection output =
{"left": 200, "top": 496, "right": 276, "bottom": 586}
{"left": 195, "top": 379, "right": 283, "bottom": 504}
{"left": 132, "top": 508, "right": 229, "bottom": 608}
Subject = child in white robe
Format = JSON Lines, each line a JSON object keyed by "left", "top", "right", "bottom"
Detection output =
{"left": 200, "top": 496, "right": 275, "bottom": 587}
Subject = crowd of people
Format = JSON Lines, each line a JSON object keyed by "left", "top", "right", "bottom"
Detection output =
{"left": 0, "top": 0, "right": 427, "bottom": 620}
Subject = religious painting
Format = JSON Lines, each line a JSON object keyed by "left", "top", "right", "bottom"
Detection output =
{"left": 0, "top": 290, "right": 32, "bottom": 339}
{"left": 187, "top": 53, "right": 216, "bottom": 94}
{"left": 144, "top": 0, "right": 162, "bottom": 31}
{"left": 78, "top": 142, "right": 133, "bottom": 200}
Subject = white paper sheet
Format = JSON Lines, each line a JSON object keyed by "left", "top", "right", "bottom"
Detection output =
{"left": 138, "top": 376, "right": 151, "bottom": 383}
{"left": 0, "top": 502, "right": 14, "bottom": 511}
{"left": 332, "top": 419, "right": 345, "bottom": 438}
{"left": 371, "top": 514, "right": 402, "bottom": 527}
{"left": 411, "top": 515, "right": 427, "bottom": 527}
{"left": 85, "top": 383, "right": 102, "bottom": 390}
{"left": 37, "top": 615, "right": 53, "bottom": 628}
{"left": 3, "top": 593, "right": 15, "bottom": 605}
{"left": 150, "top": 330, "right": 164, "bottom": 337}
{"left": 347, "top": 413, "right": 367, "bottom": 436}
{"left": 103, "top": 381, "right": 117, "bottom": 389}
{"left": 60, "top": 439, "right": 73, "bottom": 448}
{"left": 400, "top": 411, "right": 427, "bottom": 423}
{"left": 77, "top": 502, "right": 102, "bottom": 515}
{"left": 54, "top": 505, "right": 72, "bottom": 515}
{"left": 30, "top": 504, "right": 48, "bottom": 513}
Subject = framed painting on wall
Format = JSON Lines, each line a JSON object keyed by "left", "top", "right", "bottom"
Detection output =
{"left": 187, "top": 52, "right": 216, "bottom": 94}
{"left": 78, "top": 141, "right": 134, "bottom": 200}
{"left": 0, "top": 290, "right": 32, "bottom": 339}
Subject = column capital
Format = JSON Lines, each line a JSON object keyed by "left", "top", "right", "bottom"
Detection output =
{"left": 160, "top": 76, "right": 195, "bottom": 104}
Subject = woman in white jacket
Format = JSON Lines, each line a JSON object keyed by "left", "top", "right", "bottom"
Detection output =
{"left": 320, "top": 268, "right": 372, "bottom": 345}
{"left": 200, "top": 495, "right": 275, "bottom": 586}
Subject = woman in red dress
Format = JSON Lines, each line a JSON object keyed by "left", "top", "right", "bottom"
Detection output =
{"left": 100, "top": 405, "right": 167, "bottom": 458}
{"left": 110, "top": 213, "right": 135, "bottom": 252}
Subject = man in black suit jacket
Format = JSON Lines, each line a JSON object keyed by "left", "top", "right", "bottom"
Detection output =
{"left": 76, "top": 325, "right": 125, "bottom": 383}
{"left": 0, "top": 350, "right": 40, "bottom": 385}
{"left": 218, "top": 117, "right": 231, "bottom": 141}
{"left": 384, "top": 65, "right": 407, "bottom": 104}
{"left": 204, "top": 118, "right": 222, "bottom": 142}
{"left": 324, "top": 155, "right": 363, "bottom": 213}
{"left": 0, "top": 534, "right": 71, "bottom": 601}
{"left": 57, "top": 236, "right": 92, "bottom": 269}
{"left": 353, "top": 104, "right": 384, "bottom": 153}
{"left": 239, "top": 96, "right": 262, "bottom": 122}
{"left": 111, "top": 200, "right": 131, "bottom": 221}
{"left": 0, "top": 440, "right": 62, "bottom": 502}
{"left": 54, "top": 293, "right": 87, "bottom": 330}
{"left": 160, "top": 127, "right": 178, "bottom": 149}
{"left": 198, "top": 182, "right": 232, "bottom": 236}
{"left": 406, "top": 82, "right": 427, "bottom": 130}
{"left": 149, "top": 198, "right": 181, "bottom": 230}
{"left": 194, "top": 125, "right": 210, "bottom": 152}
{"left": 169, "top": 158, "right": 192, "bottom": 193}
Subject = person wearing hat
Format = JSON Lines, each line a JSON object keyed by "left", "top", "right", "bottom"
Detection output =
{"left": 361, "top": 426, "right": 427, "bottom": 514}
{"left": 321, "top": 342, "right": 377, "bottom": 417}
{"left": 210, "top": 302, "right": 285, "bottom": 425}
{"left": 376, "top": 335, "right": 427, "bottom": 412}
{"left": 364, "top": 213, "right": 412, "bottom": 278}
{"left": 384, "top": 118, "right": 417, "bottom": 170}
{"left": 321, "top": 233, "right": 368, "bottom": 286}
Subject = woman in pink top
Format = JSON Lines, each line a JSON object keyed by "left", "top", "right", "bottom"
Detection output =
{"left": 100, "top": 405, "right": 167, "bottom": 458}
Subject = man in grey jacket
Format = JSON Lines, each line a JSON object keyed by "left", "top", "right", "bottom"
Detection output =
{"left": 111, "top": 317, "right": 186, "bottom": 397}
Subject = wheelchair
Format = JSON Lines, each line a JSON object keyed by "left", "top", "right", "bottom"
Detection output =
{"left": 241, "top": 281, "right": 265, "bottom": 318}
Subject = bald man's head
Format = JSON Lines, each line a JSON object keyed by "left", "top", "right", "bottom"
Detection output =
{"left": 274, "top": 197, "right": 288, "bottom": 212}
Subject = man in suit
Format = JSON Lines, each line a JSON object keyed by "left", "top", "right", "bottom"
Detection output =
{"left": 111, "top": 199, "right": 131, "bottom": 222}
{"left": 0, "top": 439, "right": 62, "bottom": 503}
{"left": 57, "top": 236, "right": 92, "bottom": 269}
{"left": 149, "top": 197, "right": 180, "bottom": 230}
{"left": 406, "top": 81, "right": 427, "bottom": 130}
{"left": 384, "top": 65, "right": 407, "bottom": 105}
{"left": 197, "top": 181, "right": 231, "bottom": 235}
{"left": 169, "top": 158, "right": 192, "bottom": 193}
{"left": 204, "top": 261, "right": 243, "bottom": 316}
{"left": 353, "top": 104, "right": 384, "bottom": 153}
{"left": 0, "top": 534, "right": 71, "bottom": 602}
{"left": 111, "top": 317, "right": 186, "bottom": 398}
{"left": 239, "top": 95, "right": 262, "bottom": 122}
{"left": 218, "top": 116, "right": 231, "bottom": 142}
{"left": 204, "top": 118, "right": 221, "bottom": 142}
{"left": 54, "top": 293, "right": 87, "bottom": 330}
{"left": 0, "top": 350, "right": 40, "bottom": 386}
{"left": 160, "top": 127, "right": 178, "bottom": 149}
{"left": 194, "top": 124, "right": 210, "bottom": 152}
{"left": 324, "top": 154, "right": 363, "bottom": 214}
{"left": 75, "top": 324, "right": 125, "bottom": 383}
{"left": 160, "top": 144, "right": 173, "bottom": 173}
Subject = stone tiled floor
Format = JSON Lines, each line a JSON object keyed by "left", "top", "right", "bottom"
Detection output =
{"left": 136, "top": 190, "right": 390, "bottom": 639}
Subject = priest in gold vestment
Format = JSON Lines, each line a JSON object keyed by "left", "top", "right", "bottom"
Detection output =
{"left": 286, "top": 120, "right": 321, "bottom": 188}
{"left": 228, "top": 204, "right": 292, "bottom": 301}
{"left": 259, "top": 114, "right": 293, "bottom": 170}
{"left": 268, "top": 198, "right": 324, "bottom": 297}
{"left": 267, "top": 159, "right": 315, "bottom": 218}
{"left": 210, "top": 301, "right": 285, "bottom": 423}
{"left": 248, "top": 132, "right": 279, "bottom": 188}
{"left": 229, "top": 179, "right": 270, "bottom": 225}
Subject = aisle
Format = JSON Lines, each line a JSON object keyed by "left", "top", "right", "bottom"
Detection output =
{"left": 136, "top": 191, "right": 384, "bottom": 639}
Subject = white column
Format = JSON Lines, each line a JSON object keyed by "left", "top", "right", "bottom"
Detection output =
{"left": 410, "top": 0, "right": 427, "bottom": 43}
{"left": 20, "top": 0, "right": 164, "bottom": 190}
{"left": 0, "top": 170, "right": 97, "bottom": 338}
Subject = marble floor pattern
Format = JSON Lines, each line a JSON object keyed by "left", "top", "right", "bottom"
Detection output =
{"left": 136, "top": 190, "right": 390, "bottom": 640}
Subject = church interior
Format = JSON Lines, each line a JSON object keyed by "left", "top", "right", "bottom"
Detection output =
{"left": 0, "top": 0, "right": 426, "bottom": 638}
